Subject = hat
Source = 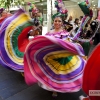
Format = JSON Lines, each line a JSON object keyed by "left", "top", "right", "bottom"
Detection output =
{"left": 52, "top": 0, "right": 68, "bottom": 20}
{"left": 52, "top": 12, "right": 62, "bottom": 20}
{"left": 55, "top": 0, "right": 68, "bottom": 14}
{"left": 78, "top": 1, "right": 93, "bottom": 17}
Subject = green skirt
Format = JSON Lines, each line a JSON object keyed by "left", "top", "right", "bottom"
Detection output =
{"left": 81, "top": 42, "right": 91, "bottom": 56}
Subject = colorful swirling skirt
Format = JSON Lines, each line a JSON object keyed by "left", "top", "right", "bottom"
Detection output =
{"left": 0, "top": 14, "right": 12, "bottom": 27}
{"left": 0, "top": 9, "right": 33, "bottom": 72}
{"left": 82, "top": 44, "right": 100, "bottom": 100}
{"left": 0, "top": 17, "right": 6, "bottom": 27}
{"left": 24, "top": 35, "right": 86, "bottom": 93}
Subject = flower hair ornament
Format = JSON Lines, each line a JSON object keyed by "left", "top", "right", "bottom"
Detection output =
{"left": 55, "top": 0, "right": 68, "bottom": 14}
{"left": 52, "top": 0, "right": 68, "bottom": 20}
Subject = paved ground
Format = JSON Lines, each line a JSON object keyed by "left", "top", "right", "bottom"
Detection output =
{"left": 0, "top": 65, "right": 87, "bottom": 100}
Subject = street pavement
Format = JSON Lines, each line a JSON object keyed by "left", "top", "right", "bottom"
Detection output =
{"left": 0, "top": 65, "right": 86, "bottom": 100}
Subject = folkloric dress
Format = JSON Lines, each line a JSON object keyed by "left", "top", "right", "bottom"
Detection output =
{"left": 0, "top": 9, "right": 33, "bottom": 72}
{"left": 24, "top": 30, "right": 86, "bottom": 93}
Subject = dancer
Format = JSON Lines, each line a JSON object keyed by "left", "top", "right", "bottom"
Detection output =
{"left": 24, "top": 0, "right": 86, "bottom": 98}
{"left": 28, "top": 2, "right": 42, "bottom": 36}
{"left": 82, "top": 43, "right": 100, "bottom": 100}
{"left": 0, "top": 9, "right": 33, "bottom": 72}
{"left": 46, "top": 15, "right": 69, "bottom": 40}
{"left": 72, "top": 0, "right": 94, "bottom": 56}
{"left": 18, "top": 4, "right": 42, "bottom": 53}
{"left": 24, "top": 16, "right": 86, "bottom": 96}
{"left": 53, "top": 1, "right": 73, "bottom": 33}
{"left": 0, "top": 4, "right": 42, "bottom": 72}
{"left": 79, "top": 2, "right": 100, "bottom": 100}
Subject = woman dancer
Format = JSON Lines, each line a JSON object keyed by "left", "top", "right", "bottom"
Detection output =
{"left": 0, "top": 9, "right": 33, "bottom": 72}
{"left": 24, "top": 14, "right": 86, "bottom": 98}
{"left": 46, "top": 15, "right": 69, "bottom": 40}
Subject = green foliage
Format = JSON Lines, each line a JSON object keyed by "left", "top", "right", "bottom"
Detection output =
{"left": 0, "top": 0, "right": 25, "bottom": 9}
{"left": 40, "top": 0, "right": 42, "bottom": 2}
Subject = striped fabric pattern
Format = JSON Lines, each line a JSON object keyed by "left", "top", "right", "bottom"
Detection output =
{"left": 24, "top": 35, "right": 86, "bottom": 92}
{"left": 0, "top": 16, "right": 6, "bottom": 27}
{"left": 0, "top": 9, "right": 33, "bottom": 72}
{"left": 73, "top": 16, "right": 91, "bottom": 42}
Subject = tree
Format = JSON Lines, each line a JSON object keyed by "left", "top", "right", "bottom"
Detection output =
{"left": 0, "top": 0, "right": 25, "bottom": 11}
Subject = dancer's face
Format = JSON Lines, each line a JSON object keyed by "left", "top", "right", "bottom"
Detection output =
{"left": 53, "top": 17, "right": 63, "bottom": 29}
